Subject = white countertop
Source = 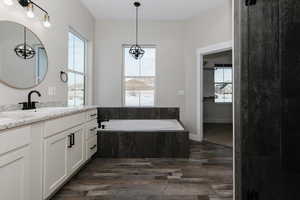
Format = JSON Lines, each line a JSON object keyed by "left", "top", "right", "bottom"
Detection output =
{"left": 0, "top": 106, "right": 98, "bottom": 131}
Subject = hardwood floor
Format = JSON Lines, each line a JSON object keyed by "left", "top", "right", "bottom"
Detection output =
{"left": 51, "top": 141, "right": 233, "bottom": 200}
{"left": 204, "top": 124, "right": 233, "bottom": 147}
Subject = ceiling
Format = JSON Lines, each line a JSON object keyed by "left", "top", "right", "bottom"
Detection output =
{"left": 80, "top": 0, "right": 227, "bottom": 20}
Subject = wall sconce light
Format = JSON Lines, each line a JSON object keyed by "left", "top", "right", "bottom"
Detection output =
{"left": 43, "top": 14, "right": 51, "bottom": 28}
{"left": 26, "top": 3, "right": 34, "bottom": 18}
{"left": 3, "top": 0, "right": 51, "bottom": 28}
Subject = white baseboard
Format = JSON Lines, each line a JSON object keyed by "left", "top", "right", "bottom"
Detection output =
{"left": 189, "top": 133, "right": 202, "bottom": 142}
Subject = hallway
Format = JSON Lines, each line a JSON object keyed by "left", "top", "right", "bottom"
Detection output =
{"left": 204, "top": 123, "right": 233, "bottom": 147}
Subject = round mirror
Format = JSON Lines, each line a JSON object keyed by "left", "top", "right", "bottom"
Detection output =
{"left": 0, "top": 21, "right": 48, "bottom": 89}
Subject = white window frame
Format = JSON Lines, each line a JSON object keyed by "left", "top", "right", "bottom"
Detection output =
{"left": 67, "top": 28, "right": 88, "bottom": 106}
{"left": 122, "top": 44, "right": 157, "bottom": 107}
{"left": 214, "top": 66, "right": 233, "bottom": 104}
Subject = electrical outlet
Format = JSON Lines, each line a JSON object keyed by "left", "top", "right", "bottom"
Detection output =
{"left": 48, "top": 87, "right": 56, "bottom": 96}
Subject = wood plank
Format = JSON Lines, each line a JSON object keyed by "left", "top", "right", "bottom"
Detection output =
{"left": 241, "top": 0, "right": 283, "bottom": 199}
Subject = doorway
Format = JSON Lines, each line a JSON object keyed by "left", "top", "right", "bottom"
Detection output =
{"left": 202, "top": 50, "right": 233, "bottom": 147}
{"left": 196, "top": 41, "right": 233, "bottom": 147}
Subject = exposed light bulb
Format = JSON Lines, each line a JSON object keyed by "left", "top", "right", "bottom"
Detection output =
{"left": 3, "top": 0, "right": 13, "bottom": 6}
{"left": 26, "top": 3, "right": 35, "bottom": 18}
{"left": 43, "top": 14, "right": 51, "bottom": 28}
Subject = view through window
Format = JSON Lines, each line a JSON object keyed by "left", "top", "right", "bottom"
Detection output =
{"left": 214, "top": 67, "right": 232, "bottom": 103}
{"left": 68, "top": 31, "right": 86, "bottom": 106}
{"left": 124, "top": 47, "right": 156, "bottom": 107}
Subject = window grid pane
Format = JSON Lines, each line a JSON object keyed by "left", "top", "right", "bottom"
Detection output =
{"left": 68, "top": 72, "right": 85, "bottom": 106}
{"left": 68, "top": 31, "right": 86, "bottom": 106}
{"left": 214, "top": 67, "right": 232, "bottom": 103}
{"left": 124, "top": 47, "right": 156, "bottom": 107}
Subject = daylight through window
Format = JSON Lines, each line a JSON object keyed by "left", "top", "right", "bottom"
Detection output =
{"left": 123, "top": 47, "right": 156, "bottom": 107}
{"left": 214, "top": 67, "right": 232, "bottom": 103}
{"left": 68, "top": 31, "right": 86, "bottom": 106}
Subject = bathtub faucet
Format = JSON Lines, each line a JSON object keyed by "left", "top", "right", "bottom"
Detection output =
{"left": 99, "top": 118, "right": 110, "bottom": 129}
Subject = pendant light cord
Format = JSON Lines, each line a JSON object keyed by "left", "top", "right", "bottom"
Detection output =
{"left": 24, "top": 27, "right": 27, "bottom": 59}
{"left": 136, "top": 5, "right": 138, "bottom": 45}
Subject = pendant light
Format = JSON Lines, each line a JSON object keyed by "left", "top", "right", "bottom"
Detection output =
{"left": 14, "top": 27, "right": 36, "bottom": 59}
{"left": 129, "top": 2, "right": 145, "bottom": 60}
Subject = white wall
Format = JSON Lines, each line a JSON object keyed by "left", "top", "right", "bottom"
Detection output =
{"left": 184, "top": 1, "right": 232, "bottom": 136}
{"left": 94, "top": 20, "right": 186, "bottom": 115}
{"left": 92, "top": 1, "right": 232, "bottom": 140}
{"left": 0, "top": 0, "right": 95, "bottom": 105}
{"left": 203, "top": 51, "right": 233, "bottom": 124}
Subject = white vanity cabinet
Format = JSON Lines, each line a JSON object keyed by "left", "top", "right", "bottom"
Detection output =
{"left": 0, "top": 127, "right": 31, "bottom": 200}
{"left": 42, "top": 110, "right": 98, "bottom": 199}
{"left": 43, "top": 124, "right": 86, "bottom": 198}
{"left": 85, "top": 120, "right": 98, "bottom": 160}
{"left": 68, "top": 125, "right": 85, "bottom": 175}
{"left": 43, "top": 130, "right": 69, "bottom": 198}
{"left": 0, "top": 107, "right": 98, "bottom": 200}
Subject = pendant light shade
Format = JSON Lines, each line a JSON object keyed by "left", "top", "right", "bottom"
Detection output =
{"left": 129, "top": 2, "right": 145, "bottom": 60}
{"left": 129, "top": 44, "right": 145, "bottom": 60}
{"left": 14, "top": 27, "right": 36, "bottom": 59}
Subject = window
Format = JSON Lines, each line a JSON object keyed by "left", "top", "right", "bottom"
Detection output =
{"left": 123, "top": 47, "right": 156, "bottom": 107}
{"left": 214, "top": 67, "right": 232, "bottom": 103}
{"left": 68, "top": 31, "right": 86, "bottom": 106}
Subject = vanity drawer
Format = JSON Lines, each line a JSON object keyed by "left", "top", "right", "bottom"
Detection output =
{"left": 86, "top": 109, "right": 98, "bottom": 122}
{"left": 0, "top": 126, "right": 31, "bottom": 156}
{"left": 85, "top": 120, "right": 98, "bottom": 140}
{"left": 44, "top": 113, "right": 86, "bottom": 138}
{"left": 86, "top": 136, "right": 97, "bottom": 159}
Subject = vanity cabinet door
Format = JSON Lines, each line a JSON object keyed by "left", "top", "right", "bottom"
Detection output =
{"left": 86, "top": 135, "right": 98, "bottom": 160}
{"left": 0, "top": 146, "right": 30, "bottom": 200}
{"left": 68, "top": 126, "right": 85, "bottom": 175}
{"left": 43, "top": 131, "right": 69, "bottom": 199}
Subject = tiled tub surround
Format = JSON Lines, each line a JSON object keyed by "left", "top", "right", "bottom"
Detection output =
{"left": 97, "top": 107, "right": 189, "bottom": 158}
{"left": 99, "top": 130, "right": 190, "bottom": 158}
{"left": 98, "top": 107, "right": 180, "bottom": 120}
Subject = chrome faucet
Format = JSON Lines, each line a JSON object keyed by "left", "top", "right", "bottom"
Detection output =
{"left": 19, "top": 90, "right": 41, "bottom": 110}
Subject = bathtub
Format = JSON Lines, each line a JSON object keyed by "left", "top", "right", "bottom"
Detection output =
{"left": 98, "top": 119, "right": 190, "bottom": 158}
{"left": 101, "top": 119, "right": 184, "bottom": 131}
